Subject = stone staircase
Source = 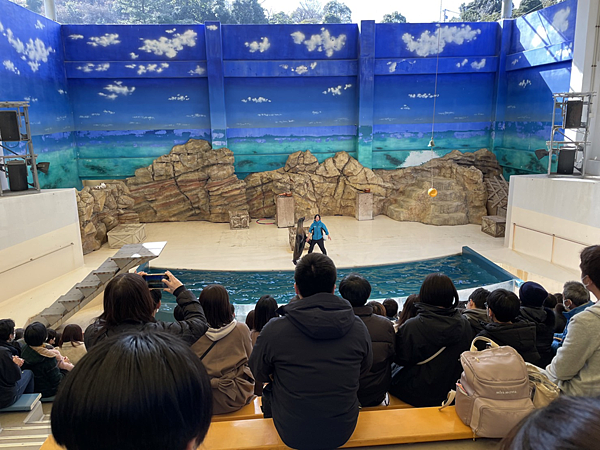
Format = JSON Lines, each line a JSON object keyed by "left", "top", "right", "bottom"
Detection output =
{"left": 0, "top": 397, "right": 51, "bottom": 449}
{"left": 27, "top": 242, "right": 167, "bottom": 329}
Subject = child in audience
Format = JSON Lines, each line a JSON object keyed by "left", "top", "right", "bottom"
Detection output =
{"left": 462, "top": 288, "right": 490, "bottom": 337}
{"left": 499, "top": 396, "right": 600, "bottom": 450}
{"left": 58, "top": 324, "right": 87, "bottom": 365}
{"left": 245, "top": 309, "right": 255, "bottom": 331}
{"left": 51, "top": 331, "right": 213, "bottom": 450}
{"left": 516, "top": 282, "right": 555, "bottom": 366}
{"left": 85, "top": 271, "right": 208, "bottom": 349}
{"left": 0, "top": 319, "right": 22, "bottom": 357}
{"left": 21, "top": 322, "right": 73, "bottom": 398}
{"left": 390, "top": 274, "right": 471, "bottom": 407}
{"left": 339, "top": 274, "right": 394, "bottom": 407}
{"left": 45, "top": 328, "right": 58, "bottom": 348}
{"left": 476, "top": 289, "right": 540, "bottom": 364}
{"left": 251, "top": 295, "right": 278, "bottom": 346}
{"left": 382, "top": 299, "right": 399, "bottom": 321}
{"left": 190, "top": 284, "right": 254, "bottom": 415}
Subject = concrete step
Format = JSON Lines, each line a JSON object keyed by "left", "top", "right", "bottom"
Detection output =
{"left": 92, "top": 259, "right": 120, "bottom": 283}
{"left": 75, "top": 272, "right": 102, "bottom": 297}
{"left": 57, "top": 287, "right": 85, "bottom": 312}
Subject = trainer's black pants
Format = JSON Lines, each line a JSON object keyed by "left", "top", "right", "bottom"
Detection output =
{"left": 308, "top": 238, "right": 327, "bottom": 255}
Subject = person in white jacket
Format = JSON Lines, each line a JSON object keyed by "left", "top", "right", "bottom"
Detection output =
{"left": 544, "top": 245, "right": 600, "bottom": 396}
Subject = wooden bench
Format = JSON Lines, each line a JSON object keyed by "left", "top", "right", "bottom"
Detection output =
{"left": 0, "top": 393, "right": 41, "bottom": 412}
{"left": 199, "top": 406, "right": 472, "bottom": 449}
{"left": 41, "top": 407, "right": 473, "bottom": 450}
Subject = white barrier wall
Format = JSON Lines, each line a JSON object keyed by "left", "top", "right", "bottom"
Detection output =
{"left": 505, "top": 175, "right": 600, "bottom": 272}
{"left": 0, "top": 189, "right": 84, "bottom": 302}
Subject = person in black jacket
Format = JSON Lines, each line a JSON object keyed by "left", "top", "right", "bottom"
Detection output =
{"left": 85, "top": 271, "right": 208, "bottom": 350}
{"left": 249, "top": 254, "right": 372, "bottom": 450}
{"left": 0, "top": 319, "right": 22, "bottom": 357}
{"left": 339, "top": 273, "right": 395, "bottom": 407}
{"left": 0, "top": 319, "right": 34, "bottom": 408}
{"left": 476, "top": 289, "right": 540, "bottom": 365}
{"left": 516, "top": 282, "right": 555, "bottom": 367}
{"left": 390, "top": 273, "right": 472, "bottom": 407}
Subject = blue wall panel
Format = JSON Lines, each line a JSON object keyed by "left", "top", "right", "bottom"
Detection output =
{"left": 0, "top": 0, "right": 579, "bottom": 184}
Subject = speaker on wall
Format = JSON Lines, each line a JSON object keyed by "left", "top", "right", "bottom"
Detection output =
{"left": 565, "top": 101, "right": 584, "bottom": 129}
{"left": 0, "top": 111, "right": 21, "bottom": 141}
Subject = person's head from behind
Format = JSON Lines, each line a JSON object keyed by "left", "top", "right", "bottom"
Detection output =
{"left": 367, "top": 301, "right": 386, "bottom": 316}
{"left": 59, "top": 324, "right": 84, "bottom": 347}
{"left": 487, "top": 289, "right": 520, "bottom": 323}
{"left": 563, "top": 280, "right": 590, "bottom": 311}
{"left": 14, "top": 328, "right": 23, "bottom": 341}
{"left": 199, "top": 284, "right": 233, "bottom": 329}
{"left": 46, "top": 328, "right": 58, "bottom": 345}
{"left": 294, "top": 253, "right": 336, "bottom": 298}
{"left": 467, "top": 288, "right": 490, "bottom": 310}
{"left": 519, "top": 281, "right": 548, "bottom": 308}
{"left": 102, "top": 273, "right": 155, "bottom": 326}
{"left": 51, "top": 331, "right": 212, "bottom": 450}
{"left": 24, "top": 322, "right": 47, "bottom": 347}
{"left": 499, "top": 396, "right": 600, "bottom": 450}
{"left": 339, "top": 273, "right": 371, "bottom": 307}
{"left": 580, "top": 245, "right": 600, "bottom": 296}
{"left": 419, "top": 273, "right": 459, "bottom": 308}
{"left": 245, "top": 310, "right": 255, "bottom": 330}
{"left": 544, "top": 294, "right": 558, "bottom": 309}
{"left": 150, "top": 289, "right": 162, "bottom": 315}
{"left": 382, "top": 299, "right": 398, "bottom": 319}
{"left": 0, "top": 319, "right": 15, "bottom": 342}
{"left": 398, "top": 294, "right": 419, "bottom": 326}
{"left": 254, "top": 295, "right": 278, "bottom": 332}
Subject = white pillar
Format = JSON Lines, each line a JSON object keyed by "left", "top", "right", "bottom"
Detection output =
{"left": 44, "top": 0, "right": 56, "bottom": 21}
{"left": 501, "top": 0, "right": 513, "bottom": 19}
{"left": 569, "top": 0, "right": 600, "bottom": 174}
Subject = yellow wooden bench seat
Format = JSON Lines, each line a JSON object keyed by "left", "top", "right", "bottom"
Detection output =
{"left": 211, "top": 397, "right": 263, "bottom": 422}
{"left": 41, "top": 406, "right": 471, "bottom": 450}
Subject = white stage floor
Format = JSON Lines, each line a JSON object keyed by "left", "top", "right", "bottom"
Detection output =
{"left": 1, "top": 215, "right": 580, "bottom": 328}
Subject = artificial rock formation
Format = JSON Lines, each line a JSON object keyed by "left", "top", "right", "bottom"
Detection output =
{"left": 76, "top": 181, "right": 140, "bottom": 254}
{"left": 76, "top": 140, "right": 502, "bottom": 253}
{"left": 126, "top": 139, "right": 247, "bottom": 223}
{"left": 245, "top": 150, "right": 388, "bottom": 220}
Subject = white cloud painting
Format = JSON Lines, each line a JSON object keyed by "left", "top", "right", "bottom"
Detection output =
{"left": 291, "top": 28, "right": 346, "bottom": 57}
{"left": 245, "top": 37, "right": 270, "bottom": 53}
{"left": 77, "top": 63, "right": 110, "bottom": 72}
{"left": 88, "top": 33, "right": 121, "bottom": 47}
{"left": 322, "top": 84, "right": 352, "bottom": 96}
{"left": 3, "top": 60, "right": 19, "bottom": 74}
{"left": 456, "top": 59, "right": 468, "bottom": 68}
{"left": 189, "top": 65, "right": 205, "bottom": 75}
{"left": 388, "top": 62, "right": 397, "bottom": 73}
{"left": 206, "top": 25, "right": 218, "bottom": 31}
{"left": 552, "top": 7, "right": 571, "bottom": 33}
{"left": 139, "top": 30, "right": 197, "bottom": 58}
{"left": 168, "top": 94, "right": 190, "bottom": 101}
{"left": 519, "top": 79, "right": 532, "bottom": 88}
{"left": 34, "top": 20, "right": 45, "bottom": 30}
{"left": 402, "top": 25, "right": 481, "bottom": 57}
{"left": 0, "top": 22, "right": 55, "bottom": 72}
{"left": 69, "top": 34, "right": 84, "bottom": 40}
{"left": 471, "top": 59, "right": 486, "bottom": 69}
{"left": 408, "top": 93, "right": 439, "bottom": 99}
{"left": 98, "top": 81, "right": 135, "bottom": 100}
{"left": 134, "top": 63, "right": 169, "bottom": 75}
{"left": 241, "top": 96, "right": 271, "bottom": 103}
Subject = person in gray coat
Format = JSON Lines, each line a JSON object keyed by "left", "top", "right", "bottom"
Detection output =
{"left": 544, "top": 245, "right": 600, "bottom": 396}
{"left": 462, "top": 288, "right": 490, "bottom": 338}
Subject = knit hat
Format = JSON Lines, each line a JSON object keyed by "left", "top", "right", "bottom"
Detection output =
{"left": 519, "top": 281, "right": 548, "bottom": 308}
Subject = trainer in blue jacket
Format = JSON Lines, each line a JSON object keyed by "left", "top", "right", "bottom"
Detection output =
{"left": 308, "top": 214, "right": 331, "bottom": 255}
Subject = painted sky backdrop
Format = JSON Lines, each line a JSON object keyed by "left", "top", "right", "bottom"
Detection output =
{"left": 0, "top": 0, "right": 578, "bottom": 186}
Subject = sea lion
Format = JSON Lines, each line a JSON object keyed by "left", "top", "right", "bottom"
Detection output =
{"left": 292, "top": 217, "right": 306, "bottom": 265}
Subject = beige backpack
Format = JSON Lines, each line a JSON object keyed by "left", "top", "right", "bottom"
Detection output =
{"left": 448, "top": 337, "right": 536, "bottom": 438}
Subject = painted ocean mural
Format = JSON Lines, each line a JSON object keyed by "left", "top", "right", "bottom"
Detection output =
{"left": 0, "top": 0, "right": 578, "bottom": 186}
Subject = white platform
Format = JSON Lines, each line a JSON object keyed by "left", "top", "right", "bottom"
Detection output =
{"left": 0, "top": 189, "right": 84, "bottom": 304}
{"left": 505, "top": 175, "right": 600, "bottom": 273}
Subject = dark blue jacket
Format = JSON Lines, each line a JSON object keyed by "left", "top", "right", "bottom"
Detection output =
{"left": 552, "top": 301, "right": 594, "bottom": 351}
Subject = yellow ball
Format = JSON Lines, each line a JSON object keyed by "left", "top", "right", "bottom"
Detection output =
{"left": 428, "top": 188, "right": 438, "bottom": 198}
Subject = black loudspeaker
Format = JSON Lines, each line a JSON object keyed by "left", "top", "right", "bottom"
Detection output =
{"left": 565, "top": 101, "right": 584, "bottom": 129}
{"left": 7, "top": 160, "right": 28, "bottom": 191}
{"left": 557, "top": 149, "right": 576, "bottom": 175}
{"left": 0, "top": 111, "right": 21, "bottom": 141}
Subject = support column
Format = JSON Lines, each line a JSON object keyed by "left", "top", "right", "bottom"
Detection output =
{"left": 357, "top": 20, "right": 375, "bottom": 169}
{"left": 491, "top": 20, "right": 513, "bottom": 152}
{"left": 204, "top": 22, "right": 228, "bottom": 149}
{"left": 568, "top": 0, "right": 600, "bottom": 174}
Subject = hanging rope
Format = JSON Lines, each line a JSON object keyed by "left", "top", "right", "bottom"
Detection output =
{"left": 428, "top": 0, "right": 444, "bottom": 198}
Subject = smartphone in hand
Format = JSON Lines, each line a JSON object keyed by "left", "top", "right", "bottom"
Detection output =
{"left": 142, "top": 273, "right": 166, "bottom": 289}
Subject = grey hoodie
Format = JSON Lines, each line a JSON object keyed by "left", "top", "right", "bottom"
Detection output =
{"left": 544, "top": 301, "right": 600, "bottom": 396}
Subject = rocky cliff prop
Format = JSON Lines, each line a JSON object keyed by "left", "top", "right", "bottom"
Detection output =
{"left": 76, "top": 181, "right": 139, "bottom": 254}
{"left": 76, "top": 140, "right": 501, "bottom": 253}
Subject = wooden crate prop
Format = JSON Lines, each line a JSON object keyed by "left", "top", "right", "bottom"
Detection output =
{"left": 481, "top": 215, "right": 506, "bottom": 238}
{"left": 107, "top": 224, "right": 146, "bottom": 248}
{"left": 229, "top": 210, "right": 249, "bottom": 230}
{"left": 485, "top": 176, "right": 509, "bottom": 217}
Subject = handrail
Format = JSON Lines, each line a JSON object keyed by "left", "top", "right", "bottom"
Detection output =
{"left": 513, "top": 224, "right": 590, "bottom": 247}
{"left": 0, "top": 243, "right": 75, "bottom": 275}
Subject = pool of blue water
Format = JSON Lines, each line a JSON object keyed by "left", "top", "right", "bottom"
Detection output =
{"left": 148, "top": 254, "right": 512, "bottom": 310}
